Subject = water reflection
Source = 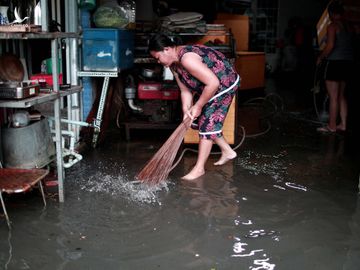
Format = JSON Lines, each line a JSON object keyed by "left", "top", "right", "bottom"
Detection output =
{"left": 322, "top": 134, "right": 345, "bottom": 165}
{"left": 180, "top": 174, "right": 239, "bottom": 219}
{"left": 177, "top": 163, "right": 277, "bottom": 269}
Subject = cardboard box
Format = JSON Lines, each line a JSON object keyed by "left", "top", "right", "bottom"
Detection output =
{"left": 317, "top": 0, "right": 360, "bottom": 50}
{"left": 195, "top": 32, "right": 227, "bottom": 45}
{"left": 317, "top": 8, "right": 330, "bottom": 51}
{"left": 235, "top": 51, "right": 265, "bottom": 90}
{"left": 215, "top": 14, "right": 249, "bottom": 51}
{"left": 184, "top": 96, "right": 237, "bottom": 144}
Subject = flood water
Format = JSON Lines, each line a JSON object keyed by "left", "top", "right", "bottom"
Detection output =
{"left": 1, "top": 111, "right": 360, "bottom": 270}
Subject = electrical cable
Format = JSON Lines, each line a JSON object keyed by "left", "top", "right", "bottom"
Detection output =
{"left": 5, "top": 229, "right": 12, "bottom": 270}
{"left": 311, "top": 62, "right": 329, "bottom": 124}
{"left": 170, "top": 125, "right": 246, "bottom": 171}
{"left": 170, "top": 93, "right": 283, "bottom": 171}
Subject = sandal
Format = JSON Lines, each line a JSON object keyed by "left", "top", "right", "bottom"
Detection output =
{"left": 317, "top": 126, "right": 336, "bottom": 133}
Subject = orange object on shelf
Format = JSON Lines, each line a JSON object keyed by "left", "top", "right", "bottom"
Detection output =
{"left": 184, "top": 96, "right": 237, "bottom": 145}
{"left": 215, "top": 13, "right": 249, "bottom": 51}
{"left": 235, "top": 51, "right": 265, "bottom": 90}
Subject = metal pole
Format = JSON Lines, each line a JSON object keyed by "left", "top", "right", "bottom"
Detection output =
{"left": 40, "top": 0, "right": 48, "bottom": 32}
{"left": 92, "top": 76, "right": 110, "bottom": 148}
{"left": 52, "top": 38, "right": 65, "bottom": 202}
{"left": 66, "top": 0, "right": 81, "bottom": 141}
{"left": 0, "top": 192, "right": 11, "bottom": 228}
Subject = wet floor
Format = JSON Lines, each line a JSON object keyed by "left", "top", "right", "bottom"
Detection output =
{"left": 1, "top": 91, "right": 360, "bottom": 270}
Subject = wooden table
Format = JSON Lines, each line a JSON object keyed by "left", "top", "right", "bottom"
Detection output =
{"left": 0, "top": 168, "right": 48, "bottom": 228}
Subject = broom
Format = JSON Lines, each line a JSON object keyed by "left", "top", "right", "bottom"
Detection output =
{"left": 136, "top": 117, "right": 191, "bottom": 184}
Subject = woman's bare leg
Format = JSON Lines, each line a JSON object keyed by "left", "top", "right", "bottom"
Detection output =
{"left": 213, "top": 136, "right": 237, "bottom": 166}
{"left": 337, "top": 81, "right": 347, "bottom": 131}
{"left": 182, "top": 138, "right": 213, "bottom": 180}
{"left": 325, "top": 80, "right": 340, "bottom": 131}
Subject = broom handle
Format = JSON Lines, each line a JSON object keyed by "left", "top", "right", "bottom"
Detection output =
{"left": 182, "top": 117, "right": 192, "bottom": 129}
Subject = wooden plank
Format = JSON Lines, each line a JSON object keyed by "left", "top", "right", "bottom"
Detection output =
{"left": 215, "top": 14, "right": 249, "bottom": 51}
{"left": 235, "top": 52, "right": 265, "bottom": 90}
{"left": 184, "top": 96, "right": 236, "bottom": 144}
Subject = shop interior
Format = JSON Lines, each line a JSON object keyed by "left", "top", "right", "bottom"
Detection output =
{"left": 0, "top": 0, "right": 359, "bottom": 269}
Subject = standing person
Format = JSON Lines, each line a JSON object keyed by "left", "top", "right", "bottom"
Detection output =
{"left": 148, "top": 34, "right": 240, "bottom": 180}
{"left": 317, "top": 0, "right": 354, "bottom": 133}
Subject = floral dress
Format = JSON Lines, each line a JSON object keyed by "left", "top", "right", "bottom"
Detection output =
{"left": 171, "top": 45, "right": 240, "bottom": 140}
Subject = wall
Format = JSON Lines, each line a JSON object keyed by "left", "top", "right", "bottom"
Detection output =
{"left": 277, "top": 0, "right": 327, "bottom": 40}
{"left": 266, "top": 0, "right": 328, "bottom": 72}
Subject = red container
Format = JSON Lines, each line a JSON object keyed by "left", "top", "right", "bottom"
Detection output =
{"left": 138, "top": 82, "right": 179, "bottom": 100}
{"left": 138, "top": 82, "right": 163, "bottom": 99}
{"left": 161, "top": 89, "right": 179, "bottom": 100}
{"left": 30, "top": 74, "right": 63, "bottom": 86}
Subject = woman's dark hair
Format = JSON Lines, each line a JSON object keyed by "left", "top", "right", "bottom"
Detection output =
{"left": 148, "top": 34, "right": 180, "bottom": 52}
{"left": 328, "top": 0, "right": 345, "bottom": 16}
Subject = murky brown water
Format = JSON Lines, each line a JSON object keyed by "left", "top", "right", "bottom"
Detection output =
{"left": 1, "top": 113, "right": 360, "bottom": 270}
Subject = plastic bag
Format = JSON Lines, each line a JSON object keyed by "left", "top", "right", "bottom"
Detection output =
{"left": 93, "top": 2, "right": 129, "bottom": 28}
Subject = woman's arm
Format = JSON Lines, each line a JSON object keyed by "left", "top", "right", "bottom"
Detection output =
{"left": 174, "top": 72, "right": 193, "bottom": 120}
{"left": 317, "top": 23, "right": 337, "bottom": 64}
{"left": 180, "top": 52, "right": 220, "bottom": 118}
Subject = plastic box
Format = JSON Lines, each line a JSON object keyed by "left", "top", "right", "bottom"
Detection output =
{"left": 82, "top": 28, "right": 134, "bottom": 71}
{"left": 138, "top": 82, "right": 179, "bottom": 100}
{"left": 30, "top": 73, "right": 63, "bottom": 86}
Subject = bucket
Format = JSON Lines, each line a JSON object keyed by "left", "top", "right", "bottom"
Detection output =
{"left": 1, "top": 117, "right": 56, "bottom": 169}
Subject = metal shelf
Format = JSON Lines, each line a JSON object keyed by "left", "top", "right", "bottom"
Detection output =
{"left": 0, "top": 86, "right": 82, "bottom": 108}
{"left": 0, "top": 31, "right": 80, "bottom": 203}
{"left": 0, "top": 32, "right": 79, "bottom": 40}
{"left": 0, "top": 92, "right": 60, "bottom": 108}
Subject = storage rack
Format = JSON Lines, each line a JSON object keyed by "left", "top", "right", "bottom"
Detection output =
{"left": 77, "top": 71, "right": 118, "bottom": 147}
{"left": 0, "top": 32, "right": 80, "bottom": 203}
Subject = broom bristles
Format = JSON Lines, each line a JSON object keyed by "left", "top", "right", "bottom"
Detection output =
{"left": 136, "top": 118, "right": 191, "bottom": 184}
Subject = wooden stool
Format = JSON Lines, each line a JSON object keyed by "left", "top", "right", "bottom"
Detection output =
{"left": 0, "top": 168, "right": 48, "bottom": 228}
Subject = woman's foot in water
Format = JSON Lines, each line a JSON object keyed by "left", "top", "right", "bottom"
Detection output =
{"left": 214, "top": 150, "right": 237, "bottom": 166}
{"left": 181, "top": 166, "right": 205, "bottom": 180}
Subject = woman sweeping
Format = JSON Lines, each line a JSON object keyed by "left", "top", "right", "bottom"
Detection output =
{"left": 148, "top": 34, "right": 241, "bottom": 180}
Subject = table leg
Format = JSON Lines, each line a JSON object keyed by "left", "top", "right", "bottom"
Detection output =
{"left": 0, "top": 192, "right": 11, "bottom": 228}
{"left": 38, "top": 181, "right": 47, "bottom": 207}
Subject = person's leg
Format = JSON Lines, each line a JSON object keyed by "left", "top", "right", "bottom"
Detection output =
{"left": 213, "top": 136, "right": 237, "bottom": 165}
{"left": 325, "top": 79, "right": 340, "bottom": 131}
{"left": 182, "top": 138, "right": 213, "bottom": 180}
{"left": 337, "top": 81, "right": 347, "bottom": 131}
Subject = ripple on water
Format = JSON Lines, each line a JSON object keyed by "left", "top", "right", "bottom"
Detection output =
{"left": 60, "top": 165, "right": 199, "bottom": 261}
{"left": 231, "top": 236, "right": 277, "bottom": 270}
{"left": 72, "top": 162, "right": 169, "bottom": 205}
{"left": 236, "top": 150, "right": 308, "bottom": 192}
